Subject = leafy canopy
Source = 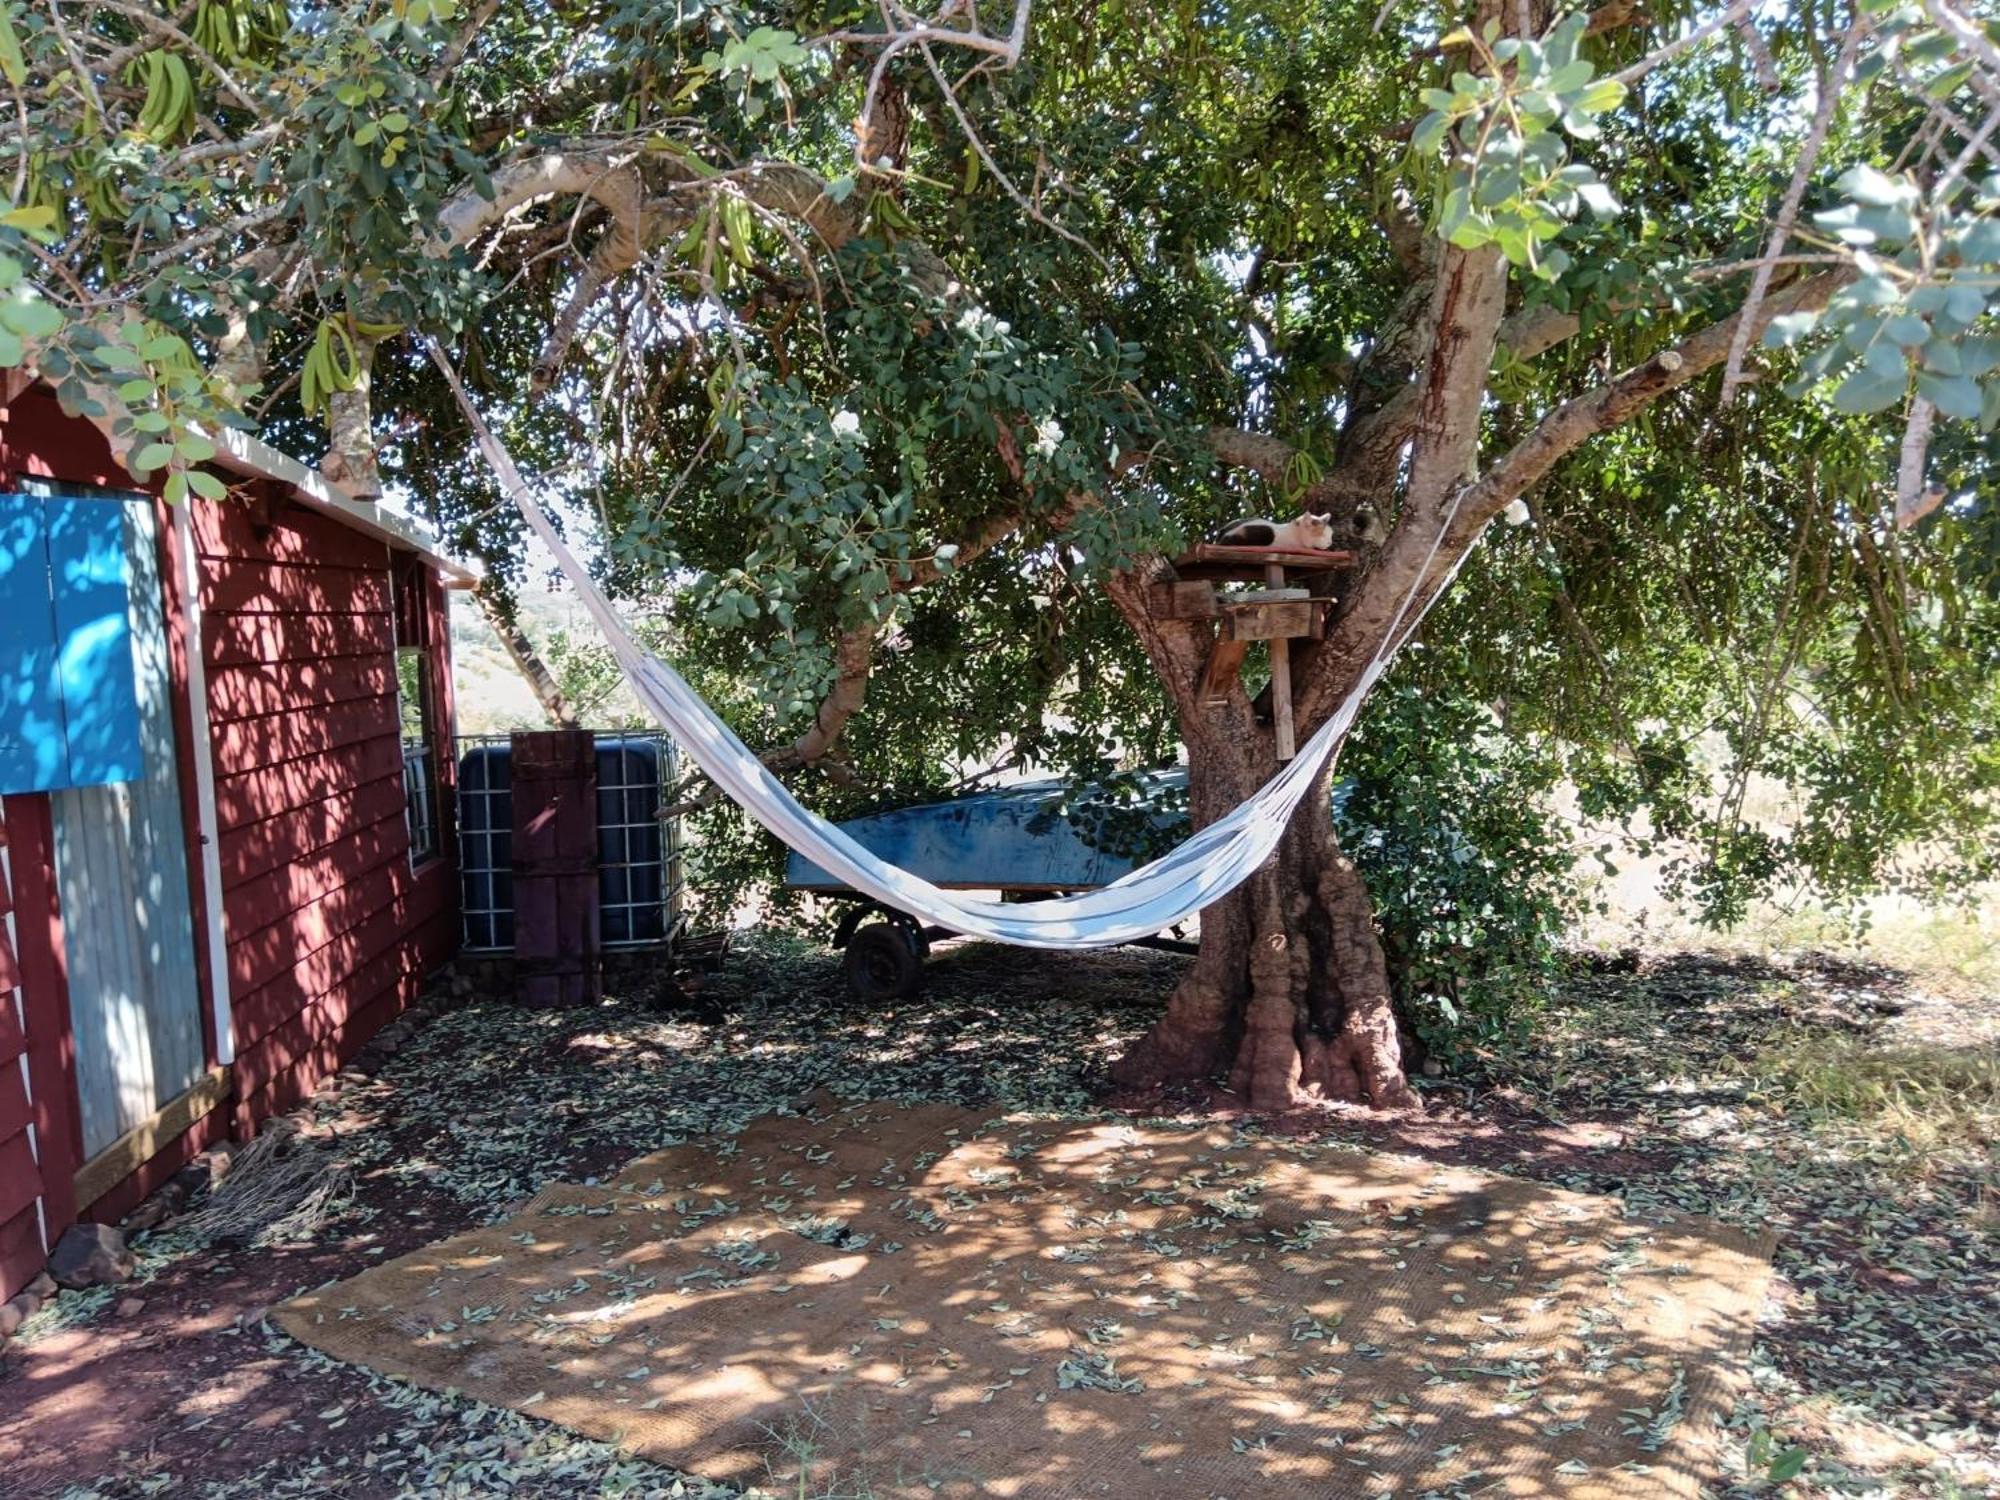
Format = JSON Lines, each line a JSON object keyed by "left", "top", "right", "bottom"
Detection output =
{"left": 1, "top": 0, "right": 1996, "bottom": 924}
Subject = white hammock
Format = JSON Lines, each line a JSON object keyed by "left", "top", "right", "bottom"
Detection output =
{"left": 430, "top": 345, "right": 1474, "bottom": 949}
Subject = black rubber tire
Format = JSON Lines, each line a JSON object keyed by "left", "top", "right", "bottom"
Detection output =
{"left": 843, "top": 919, "right": 925, "bottom": 1001}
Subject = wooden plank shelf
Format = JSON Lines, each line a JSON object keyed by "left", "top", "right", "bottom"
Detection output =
{"left": 1170, "top": 549, "right": 1354, "bottom": 761}
{"left": 1170, "top": 544, "right": 1356, "bottom": 582}
{"left": 1222, "top": 596, "right": 1328, "bottom": 643}
{"left": 1147, "top": 580, "right": 1335, "bottom": 635}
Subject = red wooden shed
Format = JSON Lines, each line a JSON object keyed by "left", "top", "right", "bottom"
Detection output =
{"left": 0, "top": 379, "right": 479, "bottom": 1301}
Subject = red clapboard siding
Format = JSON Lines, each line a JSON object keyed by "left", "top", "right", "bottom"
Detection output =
{"left": 185, "top": 489, "right": 460, "bottom": 1143}
{"left": 231, "top": 908, "right": 412, "bottom": 1050}
{"left": 207, "top": 656, "right": 395, "bottom": 725}
{"left": 226, "top": 864, "right": 411, "bottom": 1001}
{"left": 4, "top": 793, "right": 77, "bottom": 1237}
{"left": 191, "top": 494, "right": 390, "bottom": 571}
{"left": 0, "top": 1130, "right": 39, "bottom": 1231}
{"left": 238, "top": 979, "right": 414, "bottom": 1125}
{"left": 223, "top": 818, "right": 409, "bottom": 945}
{"left": 228, "top": 866, "right": 445, "bottom": 1030}
{"left": 210, "top": 696, "right": 397, "bottom": 779}
{"left": 0, "top": 1065, "right": 29, "bottom": 1143}
{"left": 0, "top": 387, "right": 124, "bottom": 487}
{"left": 0, "top": 930, "right": 17, "bottom": 1008}
{"left": 204, "top": 610, "right": 392, "bottom": 669}
{"left": 0, "top": 995, "right": 22, "bottom": 1068}
{"left": 201, "top": 557, "right": 391, "bottom": 616}
{"left": 220, "top": 773, "right": 407, "bottom": 891}
{"left": 409, "top": 901, "right": 457, "bottom": 972}
{"left": 214, "top": 736, "right": 403, "bottom": 832}
{"left": 0, "top": 1202, "right": 42, "bottom": 1306}
{"left": 233, "top": 936, "right": 428, "bottom": 1100}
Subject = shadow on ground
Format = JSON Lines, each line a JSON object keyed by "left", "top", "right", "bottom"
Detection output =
{"left": 0, "top": 936, "right": 1992, "bottom": 1498}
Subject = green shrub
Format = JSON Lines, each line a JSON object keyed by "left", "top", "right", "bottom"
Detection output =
{"left": 1336, "top": 683, "right": 1583, "bottom": 1063}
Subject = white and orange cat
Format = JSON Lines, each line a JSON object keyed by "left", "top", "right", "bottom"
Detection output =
{"left": 1214, "top": 513, "right": 1337, "bottom": 550}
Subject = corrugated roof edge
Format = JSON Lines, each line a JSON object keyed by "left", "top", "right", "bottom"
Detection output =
{"left": 211, "top": 425, "right": 484, "bottom": 588}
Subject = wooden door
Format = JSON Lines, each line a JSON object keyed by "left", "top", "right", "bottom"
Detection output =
{"left": 511, "top": 730, "right": 600, "bottom": 1006}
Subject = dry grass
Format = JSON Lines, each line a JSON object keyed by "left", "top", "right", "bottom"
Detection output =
{"left": 1738, "top": 1033, "right": 2000, "bottom": 1152}
{"left": 1583, "top": 873, "right": 2000, "bottom": 1000}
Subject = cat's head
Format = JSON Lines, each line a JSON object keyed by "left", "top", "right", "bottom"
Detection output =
{"left": 1298, "top": 512, "right": 1336, "bottom": 549}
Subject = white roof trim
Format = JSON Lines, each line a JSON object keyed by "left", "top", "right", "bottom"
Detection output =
{"left": 210, "top": 426, "right": 484, "bottom": 588}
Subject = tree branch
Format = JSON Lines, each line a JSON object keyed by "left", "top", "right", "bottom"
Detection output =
{"left": 1611, "top": 0, "right": 1758, "bottom": 86}
{"left": 529, "top": 162, "right": 651, "bottom": 393}
{"left": 1720, "top": 19, "right": 1863, "bottom": 405}
{"left": 1462, "top": 270, "right": 1852, "bottom": 524}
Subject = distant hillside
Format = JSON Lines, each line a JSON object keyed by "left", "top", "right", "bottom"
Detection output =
{"left": 449, "top": 582, "right": 649, "bottom": 735}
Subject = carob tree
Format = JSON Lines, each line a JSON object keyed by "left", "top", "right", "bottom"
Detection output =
{"left": 4, "top": 0, "right": 1998, "bottom": 1108}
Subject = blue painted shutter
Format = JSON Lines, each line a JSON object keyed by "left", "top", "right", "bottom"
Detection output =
{"left": 0, "top": 494, "right": 69, "bottom": 793}
{"left": 45, "top": 497, "right": 143, "bottom": 788}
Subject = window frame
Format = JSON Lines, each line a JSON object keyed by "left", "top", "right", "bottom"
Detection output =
{"left": 389, "top": 554, "right": 443, "bottom": 869}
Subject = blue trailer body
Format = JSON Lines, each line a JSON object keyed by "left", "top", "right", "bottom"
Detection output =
{"left": 791, "top": 770, "right": 1363, "bottom": 996}
{"left": 785, "top": 771, "right": 1195, "bottom": 893}
{"left": 785, "top": 771, "right": 1362, "bottom": 899}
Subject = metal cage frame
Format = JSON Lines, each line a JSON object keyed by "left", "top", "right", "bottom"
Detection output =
{"left": 453, "top": 731, "right": 685, "bottom": 953}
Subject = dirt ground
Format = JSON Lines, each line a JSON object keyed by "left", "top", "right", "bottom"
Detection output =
{"left": 1, "top": 936, "right": 1994, "bottom": 1499}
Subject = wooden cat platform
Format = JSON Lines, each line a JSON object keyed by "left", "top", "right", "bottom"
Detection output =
{"left": 1169, "top": 544, "right": 1356, "bottom": 582}
{"left": 1160, "top": 545, "right": 1357, "bottom": 761}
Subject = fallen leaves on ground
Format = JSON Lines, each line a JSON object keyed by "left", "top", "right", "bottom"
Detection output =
{"left": 26, "top": 934, "right": 1999, "bottom": 1499}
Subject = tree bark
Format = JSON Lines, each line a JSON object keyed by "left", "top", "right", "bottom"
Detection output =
{"left": 475, "top": 586, "right": 580, "bottom": 728}
{"left": 1104, "top": 645, "right": 1416, "bottom": 1112}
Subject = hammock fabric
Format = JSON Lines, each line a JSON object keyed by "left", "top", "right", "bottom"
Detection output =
{"left": 431, "top": 345, "right": 1475, "bottom": 949}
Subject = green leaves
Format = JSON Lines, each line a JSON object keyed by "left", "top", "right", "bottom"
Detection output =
{"left": 716, "top": 27, "right": 806, "bottom": 84}
{"left": 0, "top": 3, "right": 25, "bottom": 90}
{"left": 700, "top": 25, "right": 811, "bottom": 123}
{"left": 1830, "top": 365, "right": 1905, "bottom": 414}
{"left": 0, "top": 286, "right": 63, "bottom": 340}
{"left": 1915, "top": 371, "right": 1981, "bottom": 421}
{"left": 1411, "top": 13, "right": 1629, "bottom": 280}
{"left": 1767, "top": 165, "right": 2000, "bottom": 433}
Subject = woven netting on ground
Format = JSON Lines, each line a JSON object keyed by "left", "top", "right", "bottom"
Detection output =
{"left": 276, "top": 1095, "right": 1773, "bottom": 1498}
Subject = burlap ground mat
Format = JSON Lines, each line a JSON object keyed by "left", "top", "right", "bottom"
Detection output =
{"left": 275, "top": 1097, "right": 1773, "bottom": 1497}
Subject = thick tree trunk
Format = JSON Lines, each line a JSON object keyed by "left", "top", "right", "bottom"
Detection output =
{"left": 1108, "top": 701, "right": 1416, "bottom": 1112}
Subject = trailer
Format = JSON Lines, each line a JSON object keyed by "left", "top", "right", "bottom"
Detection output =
{"left": 785, "top": 772, "right": 1201, "bottom": 999}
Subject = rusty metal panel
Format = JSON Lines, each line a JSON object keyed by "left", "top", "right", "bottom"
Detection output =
{"left": 51, "top": 498, "right": 205, "bottom": 1157}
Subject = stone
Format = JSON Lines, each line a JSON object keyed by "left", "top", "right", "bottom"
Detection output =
{"left": 27, "top": 1273, "right": 55, "bottom": 1300}
{"left": 48, "top": 1223, "right": 134, "bottom": 1290}
{"left": 115, "top": 1297, "right": 146, "bottom": 1318}
{"left": 168, "top": 1163, "right": 211, "bottom": 1207}
{"left": 122, "top": 1196, "right": 173, "bottom": 1233}
{"left": 0, "top": 1295, "right": 29, "bottom": 1339}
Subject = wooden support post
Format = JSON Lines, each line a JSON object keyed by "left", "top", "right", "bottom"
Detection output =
{"left": 511, "top": 730, "right": 601, "bottom": 1007}
{"left": 1200, "top": 638, "right": 1250, "bottom": 705}
{"left": 1265, "top": 561, "right": 1296, "bottom": 760}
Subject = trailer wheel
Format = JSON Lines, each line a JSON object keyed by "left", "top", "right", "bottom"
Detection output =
{"left": 844, "top": 918, "right": 925, "bottom": 1001}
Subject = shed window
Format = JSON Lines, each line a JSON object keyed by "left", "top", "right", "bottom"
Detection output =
{"left": 0, "top": 488, "right": 145, "bottom": 795}
{"left": 390, "top": 554, "right": 441, "bottom": 866}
